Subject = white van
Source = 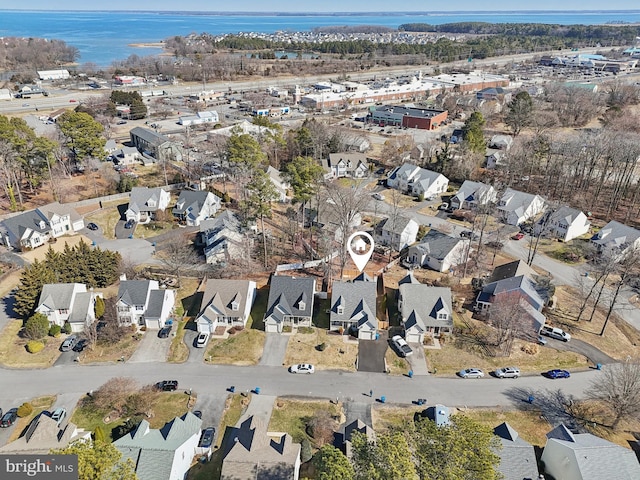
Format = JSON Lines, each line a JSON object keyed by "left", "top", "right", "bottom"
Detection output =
{"left": 540, "top": 326, "right": 571, "bottom": 342}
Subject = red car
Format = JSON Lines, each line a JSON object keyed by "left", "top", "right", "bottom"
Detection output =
{"left": 512, "top": 233, "right": 525, "bottom": 240}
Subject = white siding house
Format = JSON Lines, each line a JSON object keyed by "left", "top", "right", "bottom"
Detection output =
{"left": 497, "top": 188, "right": 546, "bottom": 226}
{"left": 376, "top": 215, "right": 419, "bottom": 251}
{"left": 387, "top": 163, "right": 449, "bottom": 199}
{"left": 539, "top": 206, "right": 590, "bottom": 242}
{"left": 405, "top": 229, "right": 467, "bottom": 272}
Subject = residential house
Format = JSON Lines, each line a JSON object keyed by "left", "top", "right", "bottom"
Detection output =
{"left": 116, "top": 279, "right": 174, "bottom": 329}
{"left": 36, "top": 283, "right": 102, "bottom": 333}
{"left": 497, "top": 188, "right": 546, "bottom": 226}
{"left": 538, "top": 206, "right": 591, "bottom": 242}
{"left": 387, "top": 163, "right": 449, "bottom": 199}
{"left": 541, "top": 424, "right": 640, "bottom": 480}
{"left": 322, "top": 152, "right": 369, "bottom": 179}
{"left": 312, "top": 204, "right": 363, "bottom": 244}
{"left": 0, "top": 414, "right": 91, "bottom": 454}
{"left": 343, "top": 419, "right": 375, "bottom": 458}
{"left": 376, "top": 215, "right": 419, "bottom": 251}
{"left": 125, "top": 187, "right": 171, "bottom": 223}
{"left": 485, "top": 150, "right": 507, "bottom": 170}
{"left": 113, "top": 413, "right": 202, "bottom": 480}
{"left": 130, "top": 127, "right": 183, "bottom": 163}
{"left": 172, "top": 190, "right": 221, "bottom": 226}
{"left": 591, "top": 220, "right": 640, "bottom": 256}
{"left": 488, "top": 260, "right": 536, "bottom": 284}
{"left": 264, "top": 275, "right": 315, "bottom": 333}
{"left": 198, "top": 211, "right": 247, "bottom": 264}
{"left": 493, "top": 422, "right": 539, "bottom": 480}
{"left": 398, "top": 284, "right": 453, "bottom": 342}
{"left": 0, "top": 202, "right": 84, "bottom": 250}
{"left": 449, "top": 180, "right": 497, "bottom": 210}
{"left": 221, "top": 416, "right": 301, "bottom": 480}
{"left": 488, "top": 134, "right": 514, "bottom": 150}
{"left": 329, "top": 273, "right": 377, "bottom": 339}
{"left": 266, "top": 166, "right": 291, "bottom": 202}
{"left": 196, "top": 279, "right": 257, "bottom": 334}
{"left": 405, "top": 229, "right": 467, "bottom": 272}
{"left": 104, "top": 139, "right": 118, "bottom": 155}
{"left": 474, "top": 275, "right": 546, "bottom": 338}
{"left": 112, "top": 146, "right": 142, "bottom": 166}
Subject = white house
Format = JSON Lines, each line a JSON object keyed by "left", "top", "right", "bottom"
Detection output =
{"left": 485, "top": 150, "right": 507, "bottom": 170}
{"left": 591, "top": 220, "right": 640, "bottom": 256}
{"left": 196, "top": 279, "right": 257, "bottom": 334}
{"left": 322, "top": 152, "right": 369, "bottom": 179}
{"left": 264, "top": 275, "right": 315, "bottom": 333}
{"left": 398, "top": 284, "right": 453, "bottom": 343}
{"left": 172, "top": 190, "right": 221, "bottom": 226}
{"left": 116, "top": 279, "right": 174, "bottom": 329}
{"left": 329, "top": 273, "right": 377, "bottom": 339}
{"left": 125, "top": 187, "right": 171, "bottom": 223}
{"left": 114, "top": 413, "right": 202, "bottom": 480}
{"left": 405, "top": 229, "right": 467, "bottom": 272}
{"left": 266, "top": 166, "right": 291, "bottom": 202}
{"left": 539, "top": 206, "right": 590, "bottom": 242}
{"left": 387, "top": 163, "right": 449, "bottom": 199}
{"left": 112, "top": 146, "right": 142, "bottom": 166}
{"left": 198, "top": 211, "right": 247, "bottom": 264}
{"left": 35, "top": 283, "right": 102, "bottom": 333}
{"left": 541, "top": 424, "right": 640, "bottom": 480}
{"left": 449, "top": 180, "right": 497, "bottom": 210}
{"left": 376, "top": 215, "right": 419, "bottom": 251}
{"left": 497, "top": 188, "right": 546, "bottom": 226}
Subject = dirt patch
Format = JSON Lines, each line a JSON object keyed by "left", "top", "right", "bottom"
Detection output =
{"left": 284, "top": 329, "right": 358, "bottom": 372}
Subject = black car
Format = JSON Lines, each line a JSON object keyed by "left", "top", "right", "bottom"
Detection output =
{"left": 86, "top": 222, "right": 98, "bottom": 231}
{"left": 155, "top": 380, "right": 179, "bottom": 392}
{"left": 158, "top": 325, "right": 173, "bottom": 338}
{"left": 198, "top": 427, "right": 215, "bottom": 448}
{"left": 192, "top": 410, "right": 202, "bottom": 419}
{"left": 72, "top": 339, "right": 87, "bottom": 352}
{"left": 124, "top": 220, "right": 135, "bottom": 229}
{"left": 1, "top": 408, "right": 18, "bottom": 428}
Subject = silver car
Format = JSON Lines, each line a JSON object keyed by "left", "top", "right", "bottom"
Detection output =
{"left": 458, "top": 368, "right": 485, "bottom": 379}
{"left": 494, "top": 367, "right": 520, "bottom": 378}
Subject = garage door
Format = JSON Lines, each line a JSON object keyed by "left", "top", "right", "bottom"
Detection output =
{"left": 406, "top": 332, "right": 422, "bottom": 344}
{"left": 358, "top": 330, "right": 376, "bottom": 340}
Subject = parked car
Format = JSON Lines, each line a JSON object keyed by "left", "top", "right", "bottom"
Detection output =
{"left": 158, "top": 325, "right": 173, "bottom": 338}
{"left": 199, "top": 427, "right": 215, "bottom": 448}
{"left": 155, "top": 380, "right": 179, "bottom": 391}
{"left": 540, "top": 326, "right": 571, "bottom": 342}
{"left": 372, "top": 192, "right": 385, "bottom": 201}
{"left": 60, "top": 335, "right": 78, "bottom": 352}
{"left": 117, "top": 120, "right": 127, "bottom": 125}
{"left": 494, "top": 367, "right": 520, "bottom": 378}
{"left": 86, "top": 222, "right": 98, "bottom": 231}
{"left": 72, "top": 339, "right": 87, "bottom": 352}
{"left": 192, "top": 410, "right": 202, "bottom": 419}
{"left": 391, "top": 335, "right": 413, "bottom": 357}
{"left": 51, "top": 408, "right": 67, "bottom": 426}
{"left": 289, "top": 364, "right": 315, "bottom": 374}
{"left": 196, "top": 332, "right": 210, "bottom": 348}
{"left": 124, "top": 220, "right": 135, "bottom": 229}
{"left": 1, "top": 408, "right": 17, "bottom": 428}
{"left": 537, "top": 335, "right": 548, "bottom": 346}
{"left": 511, "top": 232, "right": 525, "bottom": 240}
{"left": 545, "top": 369, "right": 571, "bottom": 379}
{"left": 460, "top": 230, "right": 479, "bottom": 240}
{"left": 458, "top": 368, "right": 485, "bottom": 379}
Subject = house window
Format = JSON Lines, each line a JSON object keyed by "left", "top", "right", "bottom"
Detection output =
{"left": 136, "top": 305, "right": 144, "bottom": 311}
{"left": 337, "top": 306, "right": 344, "bottom": 315}
{"left": 117, "top": 306, "right": 130, "bottom": 313}
{"left": 298, "top": 301, "right": 306, "bottom": 311}
{"left": 58, "top": 309, "right": 69, "bottom": 315}
{"left": 437, "top": 313, "right": 448, "bottom": 320}
{"left": 231, "top": 302, "right": 239, "bottom": 311}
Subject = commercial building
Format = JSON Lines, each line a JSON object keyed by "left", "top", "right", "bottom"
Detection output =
{"left": 370, "top": 105, "right": 448, "bottom": 130}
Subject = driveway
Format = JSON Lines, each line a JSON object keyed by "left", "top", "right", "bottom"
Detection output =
{"left": 96, "top": 238, "right": 156, "bottom": 265}
{"left": 115, "top": 219, "right": 136, "bottom": 239}
{"left": 406, "top": 344, "right": 429, "bottom": 376}
{"left": 258, "top": 334, "right": 289, "bottom": 367}
{"left": 184, "top": 330, "right": 206, "bottom": 364}
{"left": 191, "top": 392, "right": 228, "bottom": 446}
{"left": 543, "top": 337, "right": 615, "bottom": 365}
{"left": 357, "top": 331, "right": 388, "bottom": 373}
{"left": 128, "top": 330, "right": 172, "bottom": 363}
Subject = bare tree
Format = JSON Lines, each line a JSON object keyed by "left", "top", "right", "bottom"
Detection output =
{"left": 157, "top": 234, "right": 200, "bottom": 286}
{"left": 91, "top": 377, "right": 139, "bottom": 415}
{"left": 587, "top": 359, "right": 640, "bottom": 430}
{"left": 486, "top": 291, "right": 525, "bottom": 356}
{"left": 84, "top": 319, "right": 99, "bottom": 351}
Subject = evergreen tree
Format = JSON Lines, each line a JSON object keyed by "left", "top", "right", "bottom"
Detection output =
{"left": 57, "top": 111, "right": 106, "bottom": 166}
{"left": 505, "top": 91, "right": 533, "bottom": 136}
{"left": 94, "top": 296, "right": 105, "bottom": 319}
{"left": 462, "top": 111, "right": 486, "bottom": 154}
{"left": 14, "top": 260, "right": 56, "bottom": 318}
{"left": 245, "top": 169, "right": 279, "bottom": 268}
{"left": 313, "top": 445, "right": 354, "bottom": 480}
{"left": 351, "top": 431, "right": 416, "bottom": 480}
{"left": 24, "top": 312, "right": 50, "bottom": 340}
{"left": 51, "top": 440, "right": 138, "bottom": 480}
{"left": 282, "top": 156, "right": 324, "bottom": 206}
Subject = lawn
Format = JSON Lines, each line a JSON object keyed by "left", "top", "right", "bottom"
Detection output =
{"left": 371, "top": 404, "right": 424, "bottom": 434}
{"left": 79, "top": 332, "right": 141, "bottom": 363}
{"left": 385, "top": 349, "right": 410, "bottom": 375}
{"left": 0, "top": 320, "right": 63, "bottom": 368}
{"left": 134, "top": 220, "right": 176, "bottom": 240}
{"left": 268, "top": 398, "right": 343, "bottom": 444}
{"left": 8, "top": 395, "right": 56, "bottom": 442}
{"left": 168, "top": 319, "right": 190, "bottom": 363}
{"left": 248, "top": 286, "right": 269, "bottom": 330}
{"left": 84, "top": 203, "right": 126, "bottom": 240}
{"left": 205, "top": 329, "right": 265, "bottom": 365}
{"left": 284, "top": 328, "right": 358, "bottom": 372}
{"left": 70, "top": 391, "right": 190, "bottom": 442}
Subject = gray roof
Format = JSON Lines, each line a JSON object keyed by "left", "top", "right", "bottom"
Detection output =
{"left": 478, "top": 275, "right": 544, "bottom": 311}
{"left": 544, "top": 424, "right": 640, "bottom": 480}
{"left": 128, "top": 187, "right": 167, "bottom": 214}
{"left": 38, "top": 283, "right": 82, "bottom": 311}
{"left": 489, "top": 260, "right": 536, "bottom": 283}
{"left": 389, "top": 163, "right": 445, "bottom": 189}
{"left": 265, "top": 275, "right": 315, "bottom": 325}
{"left": 173, "top": 190, "right": 219, "bottom": 217}
{"left": 197, "top": 279, "right": 254, "bottom": 323}
{"left": 130, "top": 127, "right": 170, "bottom": 147}
{"left": 378, "top": 215, "right": 416, "bottom": 236}
{"left": 330, "top": 277, "right": 377, "bottom": 329}
{"left": 37, "top": 201, "right": 82, "bottom": 224}
{"left": 498, "top": 188, "right": 544, "bottom": 214}
{"left": 114, "top": 412, "right": 202, "bottom": 480}
{"left": 221, "top": 416, "right": 300, "bottom": 480}
{"left": 0, "top": 414, "right": 89, "bottom": 454}
{"left": 68, "top": 291, "right": 93, "bottom": 324}
{"left": 117, "top": 280, "right": 154, "bottom": 306}
{"left": 451, "top": 180, "right": 495, "bottom": 206}
{"left": 545, "top": 205, "right": 585, "bottom": 227}
{"left": 399, "top": 284, "right": 453, "bottom": 329}
{"left": 409, "top": 229, "right": 463, "bottom": 261}
{"left": 398, "top": 271, "right": 420, "bottom": 285}
{"left": 1, "top": 209, "right": 51, "bottom": 240}
{"left": 326, "top": 152, "right": 368, "bottom": 172}
{"left": 591, "top": 220, "right": 640, "bottom": 250}
{"left": 493, "top": 422, "right": 538, "bottom": 480}
{"left": 200, "top": 210, "right": 241, "bottom": 234}
{"left": 145, "top": 289, "right": 170, "bottom": 320}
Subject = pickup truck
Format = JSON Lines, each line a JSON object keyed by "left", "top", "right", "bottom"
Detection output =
{"left": 540, "top": 326, "right": 571, "bottom": 342}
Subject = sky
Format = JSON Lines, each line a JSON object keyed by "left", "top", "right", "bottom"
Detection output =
{"left": 8, "top": 1, "right": 640, "bottom": 12}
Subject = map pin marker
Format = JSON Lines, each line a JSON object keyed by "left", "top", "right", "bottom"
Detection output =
{"left": 347, "top": 231, "right": 374, "bottom": 273}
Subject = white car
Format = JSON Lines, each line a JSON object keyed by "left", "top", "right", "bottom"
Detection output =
{"left": 51, "top": 408, "right": 67, "bottom": 426}
{"left": 372, "top": 192, "right": 385, "bottom": 201}
{"left": 391, "top": 335, "right": 413, "bottom": 357}
{"left": 458, "top": 368, "right": 485, "bottom": 379}
{"left": 196, "top": 332, "right": 210, "bottom": 348}
{"left": 540, "top": 326, "right": 571, "bottom": 342}
{"left": 494, "top": 367, "right": 520, "bottom": 378}
{"left": 289, "top": 364, "right": 315, "bottom": 374}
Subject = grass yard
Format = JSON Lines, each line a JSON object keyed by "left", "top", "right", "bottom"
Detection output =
{"left": 248, "top": 287, "right": 269, "bottom": 330}
{"left": 8, "top": 395, "right": 56, "bottom": 442}
{"left": 84, "top": 203, "right": 126, "bottom": 240}
{"left": 205, "top": 329, "right": 265, "bottom": 365}
{"left": 70, "top": 391, "right": 190, "bottom": 442}
{"left": 134, "top": 220, "right": 176, "bottom": 240}
{"left": 284, "top": 329, "right": 358, "bottom": 372}
{"left": 168, "top": 319, "right": 190, "bottom": 363}
{"left": 269, "top": 398, "right": 343, "bottom": 444}
{"left": 385, "top": 349, "right": 410, "bottom": 375}
{"left": 371, "top": 404, "right": 424, "bottom": 434}
{"left": 0, "top": 320, "right": 63, "bottom": 368}
{"left": 79, "top": 333, "right": 141, "bottom": 363}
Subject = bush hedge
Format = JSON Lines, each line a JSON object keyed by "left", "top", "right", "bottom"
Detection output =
{"left": 26, "top": 340, "right": 45, "bottom": 353}
{"left": 49, "top": 324, "right": 61, "bottom": 337}
{"left": 17, "top": 402, "right": 33, "bottom": 417}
